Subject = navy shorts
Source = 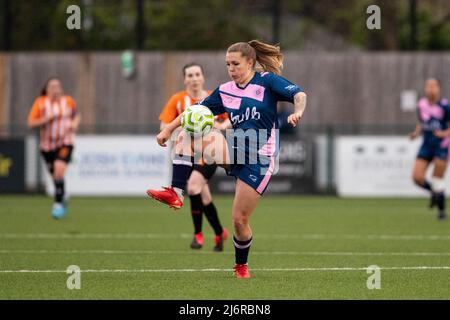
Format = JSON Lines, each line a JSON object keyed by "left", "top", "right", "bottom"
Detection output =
{"left": 223, "top": 129, "right": 278, "bottom": 195}
{"left": 226, "top": 159, "right": 276, "bottom": 195}
{"left": 417, "top": 143, "right": 449, "bottom": 161}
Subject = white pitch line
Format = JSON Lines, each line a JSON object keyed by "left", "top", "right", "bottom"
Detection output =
{"left": 2, "top": 233, "right": 450, "bottom": 241}
{"left": 0, "top": 233, "right": 191, "bottom": 239}
{"left": 2, "top": 249, "right": 450, "bottom": 257}
{"left": 1, "top": 266, "right": 450, "bottom": 274}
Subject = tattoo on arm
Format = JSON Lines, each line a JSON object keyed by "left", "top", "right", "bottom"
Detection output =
{"left": 294, "top": 92, "right": 307, "bottom": 115}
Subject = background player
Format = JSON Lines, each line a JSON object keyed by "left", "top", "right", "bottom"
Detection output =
{"left": 159, "top": 63, "right": 229, "bottom": 251}
{"left": 148, "top": 40, "right": 307, "bottom": 278}
{"left": 410, "top": 78, "right": 450, "bottom": 220}
{"left": 27, "top": 77, "right": 80, "bottom": 219}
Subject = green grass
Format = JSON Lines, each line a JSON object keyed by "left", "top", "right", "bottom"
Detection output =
{"left": 1, "top": 195, "right": 450, "bottom": 299}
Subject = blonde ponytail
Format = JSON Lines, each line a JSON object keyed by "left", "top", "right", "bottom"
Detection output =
{"left": 227, "top": 40, "right": 284, "bottom": 75}
{"left": 248, "top": 40, "right": 283, "bottom": 75}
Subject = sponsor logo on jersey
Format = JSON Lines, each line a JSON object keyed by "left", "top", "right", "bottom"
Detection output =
{"left": 230, "top": 106, "right": 261, "bottom": 126}
{"left": 284, "top": 85, "right": 298, "bottom": 92}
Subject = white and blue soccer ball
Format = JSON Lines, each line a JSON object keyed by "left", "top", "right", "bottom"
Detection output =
{"left": 181, "top": 104, "right": 214, "bottom": 137}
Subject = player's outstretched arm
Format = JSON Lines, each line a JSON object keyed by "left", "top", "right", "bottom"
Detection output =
{"left": 287, "top": 91, "right": 307, "bottom": 127}
{"left": 156, "top": 113, "right": 182, "bottom": 147}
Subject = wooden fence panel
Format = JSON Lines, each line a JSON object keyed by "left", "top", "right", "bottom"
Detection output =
{"left": 2, "top": 51, "right": 449, "bottom": 132}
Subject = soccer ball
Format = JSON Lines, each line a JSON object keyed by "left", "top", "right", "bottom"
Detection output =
{"left": 181, "top": 104, "right": 214, "bottom": 137}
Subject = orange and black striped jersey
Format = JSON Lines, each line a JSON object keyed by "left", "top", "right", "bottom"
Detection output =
{"left": 28, "top": 95, "right": 77, "bottom": 152}
{"left": 159, "top": 90, "right": 228, "bottom": 124}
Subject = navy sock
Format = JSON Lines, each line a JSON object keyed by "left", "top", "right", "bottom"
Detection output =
{"left": 422, "top": 180, "right": 432, "bottom": 192}
{"left": 435, "top": 192, "right": 445, "bottom": 211}
{"left": 233, "top": 236, "right": 252, "bottom": 265}
{"left": 171, "top": 155, "right": 193, "bottom": 190}
{"left": 54, "top": 179, "right": 64, "bottom": 204}
{"left": 204, "top": 202, "right": 223, "bottom": 236}
{"left": 189, "top": 194, "right": 203, "bottom": 234}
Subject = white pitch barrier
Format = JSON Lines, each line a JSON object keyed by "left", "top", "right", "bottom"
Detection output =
{"left": 43, "top": 135, "right": 171, "bottom": 196}
{"left": 335, "top": 135, "right": 449, "bottom": 197}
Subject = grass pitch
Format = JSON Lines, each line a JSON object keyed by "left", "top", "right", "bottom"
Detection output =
{"left": 1, "top": 195, "right": 450, "bottom": 299}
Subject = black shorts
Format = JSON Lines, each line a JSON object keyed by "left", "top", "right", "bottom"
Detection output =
{"left": 41, "top": 145, "right": 74, "bottom": 172}
{"left": 192, "top": 163, "right": 217, "bottom": 180}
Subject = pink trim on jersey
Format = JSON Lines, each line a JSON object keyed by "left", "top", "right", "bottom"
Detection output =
{"left": 418, "top": 97, "right": 445, "bottom": 121}
{"left": 219, "top": 93, "right": 242, "bottom": 110}
{"left": 258, "top": 124, "right": 276, "bottom": 157}
{"left": 260, "top": 72, "right": 269, "bottom": 77}
{"left": 219, "top": 81, "right": 265, "bottom": 102}
{"left": 256, "top": 156, "right": 275, "bottom": 194}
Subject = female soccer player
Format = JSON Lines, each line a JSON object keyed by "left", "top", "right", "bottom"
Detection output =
{"left": 159, "top": 63, "right": 229, "bottom": 251}
{"left": 28, "top": 78, "right": 80, "bottom": 219}
{"left": 410, "top": 78, "right": 450, "bottom": 221}
{"left": 147, "top": 40, "right": 307, "bottom": 278}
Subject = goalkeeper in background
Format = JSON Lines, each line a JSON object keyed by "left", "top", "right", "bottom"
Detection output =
{"left": 159, "top": 63, "right": 230, "bottom": 251}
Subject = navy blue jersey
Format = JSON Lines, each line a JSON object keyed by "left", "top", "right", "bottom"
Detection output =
{"left": 417, "top": 97, "right": 450, "bottom": 147}
{"left": 199, "top": 72, "right": 302, "bottom": 160}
